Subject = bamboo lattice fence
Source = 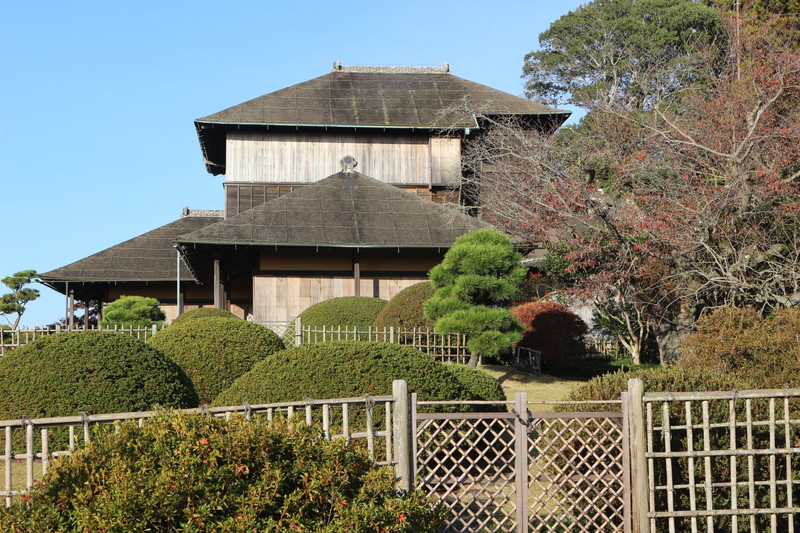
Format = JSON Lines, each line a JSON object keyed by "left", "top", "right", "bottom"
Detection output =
{"left": 641, "top": 388, "right": 800, "bottom": 533}
{"left": 414, "top": 395, "right": 629, "bottom": 532}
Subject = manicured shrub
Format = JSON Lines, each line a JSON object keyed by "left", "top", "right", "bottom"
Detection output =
{"left": 0, "top": 332, "right": 197, "bottom": 421}
{"left": 424, "top": 229, "right": 527, "bottom": 366}
{"left": 680, "top": 307, "right": 800, "bottom": 387}
{"left": 213, "top": 341, "right": 480, "bottom": 413}
{"left": 171, "top": 307, "right": 240, "bottom": 325}
{"left": 148, "top": 317, "right": 285, "bottom": 404}
{"left": 100, "top": 295, "right": 166, "bottom": 327}
{"left": 443, "top": 364, "right": 507, "bottom": 405}
{"left": 373, "top": 281, "right": 436, "bottom": 330}
{"left": 0, "top": 413, "right": 447, "bottom": 532}
{"left": 298, "top": 296, "right": 387, "bottom": 329}
{"left": 511, "top": 301, "right": 588, "bottom": 371}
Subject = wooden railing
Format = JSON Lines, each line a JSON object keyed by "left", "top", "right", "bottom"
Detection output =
{"left": 1, "top": 381, "right": 414, "bottom": 508}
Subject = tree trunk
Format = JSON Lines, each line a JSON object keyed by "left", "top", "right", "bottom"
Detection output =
{"left": 467, "top": 352, "right": 480, "bottom": 367}
{"left": 654, "top": 317, "right": 692, "bottom": 365}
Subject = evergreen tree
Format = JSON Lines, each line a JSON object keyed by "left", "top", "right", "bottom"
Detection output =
{"left": 424, "top": 229, "right": 526, "bottom": 367}
{"left": 0, "top": 270, "right": 39, "bottom": 329}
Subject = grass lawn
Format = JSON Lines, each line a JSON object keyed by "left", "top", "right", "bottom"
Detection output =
{"left": 478, "top": 364, "right": 588, "bottom": 409}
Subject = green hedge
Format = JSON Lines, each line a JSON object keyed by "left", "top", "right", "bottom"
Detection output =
{"left": 373, "top": 282, "right": 435, "bottom": 330}
{"left": 0, "top": 332, "right": 197, "bottom": 420}
{"left": 171, "top": 307, "right": 240, "bottom": 325}
{"left": 298, "top": 297, "right": 387, "bottom": 329}
{"left": 443, "top": 364, "right": 506, "bottom": 407}
{"left": 148, "top": 317, "right": 285, "bottom": 404}
{"left": 0, "top": 413, "right": 447, "bottom": 532}
{"left": 214, "top": 341, "right": 480, "bottom": 412}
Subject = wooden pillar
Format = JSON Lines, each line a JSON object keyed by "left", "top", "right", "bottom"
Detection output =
{"left": 353, "top": 249, "right": 361, "bottom": 297}
{"left": 68, "top": 288, "right": 75, "bottom": 330}
{"left": 213, "top": 257, "right": 222, "bottom": 309}
{"left": 176, "top": 249, "right": 184, "bottom": 317}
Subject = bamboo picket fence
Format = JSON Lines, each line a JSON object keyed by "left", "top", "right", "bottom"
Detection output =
{"left": 0, "top": 324, "right": 165, "bottom": 355}
{"left": 2, "top": 390, "right": 404, "bottom": 508}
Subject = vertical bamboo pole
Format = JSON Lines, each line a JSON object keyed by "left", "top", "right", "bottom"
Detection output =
{"left": 41, "top": 429, "right": 49, "bottom": 476}
{"left": 342, "top": 403, "right": 350, "bottom": 442}
{"left": 514, "top": 392, "right": 529, "bottom": 533}
{"left": 627, "top": 378, "right": 650, "bottom": 533}
{"left": 25, "top": 422, "right": 33, "bottom": 491}
{"left": 392, "top": 380, "right": 412, "bottom": 493}
{"left": 783, "top": 397, "right": 794, "bottom": 533}
{"left": 5, "top": 427, "right": 11, "bottom": 508}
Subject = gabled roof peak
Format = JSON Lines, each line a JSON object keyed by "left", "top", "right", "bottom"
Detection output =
{"left": 331, "top": 62, "right": 450, "bottom": 74}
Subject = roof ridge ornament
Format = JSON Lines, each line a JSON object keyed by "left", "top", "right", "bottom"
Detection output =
{"left": 340, "top": 155, "right": 358, "bottom": 173}
{"left": 331, "top": 62, "right": 450, "bottom": 74}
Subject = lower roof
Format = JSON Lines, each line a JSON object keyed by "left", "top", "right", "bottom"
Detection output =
{"left": 39, "top": 213, "right": 223, "bottom": 284}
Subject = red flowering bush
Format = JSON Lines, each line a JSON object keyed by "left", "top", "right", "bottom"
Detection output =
{"left": 0, "top": 413, "right": 446, "bottom": 532}
{"left": 511, "top": 301, "right": 588, "bottom": 371}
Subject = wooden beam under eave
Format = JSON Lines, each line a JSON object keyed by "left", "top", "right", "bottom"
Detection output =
{"left": 353, "top": 249, "right": 360, "bottom": 297}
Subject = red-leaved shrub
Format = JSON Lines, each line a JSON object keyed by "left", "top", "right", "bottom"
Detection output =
{"left": 511, "top": 301, "right": 588, "bottom": 370}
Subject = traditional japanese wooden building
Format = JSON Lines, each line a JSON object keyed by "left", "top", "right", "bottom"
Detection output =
{"left": 40, "top": 64, "right": 569, "bottom": 324}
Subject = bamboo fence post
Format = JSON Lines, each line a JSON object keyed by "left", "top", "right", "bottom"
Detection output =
{"left": 294, "top": 316, "right": 302, "bottom": 346}
{"left": 25, "top": 421, "right": 34, "bottom": 491}
{"left": 627, "top": 378, "right": 650, "bottom": 533}
{"left": 365, "top": 396, "right": 375, "bottom": 460}
{"left": 5, "top": 427, "right": 11, "bottom": 508}
{"left": 514, "top": 392, "right": 529, "bottom": 533}
{"left": 392, "top": 380, "right": 413, "bottom": 493}
{"left": 41, "top": 428, "right": 49, "bottom": 476}
{"left": 342, "top": 403, "right": 350, "bottom": 442}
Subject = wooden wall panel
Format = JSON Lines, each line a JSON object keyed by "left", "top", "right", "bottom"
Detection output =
{"left": 226, "top": 132, "right": 462, "bottom": 186}
{"left": 253, "top": 275, "right": 427, "bottom": 323}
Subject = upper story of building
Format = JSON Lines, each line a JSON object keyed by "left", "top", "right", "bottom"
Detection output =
{"left": 194, "top": 63, "right": 569, "bottom": 217}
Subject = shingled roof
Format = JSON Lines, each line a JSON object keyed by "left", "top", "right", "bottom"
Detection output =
{"left": 195, "top": 64, "right": 570, "bottom": 174}
{"left": 176, "top": 171, "right": 492, "bottom": 251}
{"left": 40, "top": 212, "right": 223, "bottom": 289}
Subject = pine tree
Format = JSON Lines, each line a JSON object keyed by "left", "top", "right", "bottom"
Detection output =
{"left": 424, "top": 229, "right": 526, "bottom": 367}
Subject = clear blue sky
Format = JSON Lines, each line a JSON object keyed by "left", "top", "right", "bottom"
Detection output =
{"left": 0, "top": 0, "right": 586, "bottom": 328}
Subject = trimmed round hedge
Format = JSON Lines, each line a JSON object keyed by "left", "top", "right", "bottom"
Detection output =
{"left": 443, "top": 364, "right": 506, "bottom": 404}
{"left": 148, "top": 317, "right": 285, "bottom": 404}
{"left": 171, "top": 307, "right": 240, "bottom": 325}
{"left": 214, "top": 341, "right": 481, "bottom": 410}
{"left": 0, "top": 332, "right": 197, "bottom": 420}
{"left": 373, "top": 282, "right": 435, "bottom": 330}
{"left": 298, "top": 297, "right": 387, "bottom": 329}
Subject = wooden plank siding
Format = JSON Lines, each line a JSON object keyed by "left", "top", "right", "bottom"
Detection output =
{"left": 225, "top": 132, "right": 461, "bottom": 186}
{"left": 253, "top": 274, "right": 426, "bottom": 323}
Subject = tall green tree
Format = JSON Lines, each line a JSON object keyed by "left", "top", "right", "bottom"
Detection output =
{"left": 424, "top": 229, "right": 526, "bottom": 367}
{"left": 0, "top": 270, "right": 39, "bottom": 329}
{"left": 523, "top": 0, "right": 726, "bottom": 109}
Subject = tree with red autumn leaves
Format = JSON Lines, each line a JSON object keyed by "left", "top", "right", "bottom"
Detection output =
{"left": 460, "top": 10, "right": 799, "bottom": 363}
